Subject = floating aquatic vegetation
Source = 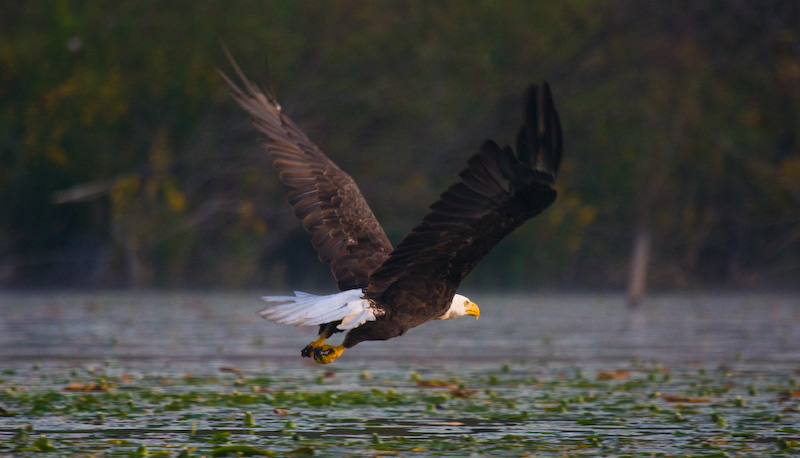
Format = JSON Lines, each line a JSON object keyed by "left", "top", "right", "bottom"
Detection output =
{"left": 0, "top": 361, "right": 799, "bottom": 456}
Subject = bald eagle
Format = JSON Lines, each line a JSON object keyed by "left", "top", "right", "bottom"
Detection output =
{"left": 220, "top": 55, "right": 562, "bottom": 364}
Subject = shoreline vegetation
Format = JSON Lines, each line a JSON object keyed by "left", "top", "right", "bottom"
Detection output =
{"left": 2, "top": 2, "right": 799, "bottom": 292}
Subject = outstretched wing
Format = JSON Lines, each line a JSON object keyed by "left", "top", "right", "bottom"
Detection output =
{"left": 366, "top": 83, "right": 562, "bottom": 316}
{"left": 220, "top": 52, "right": 392, "bottom": 290}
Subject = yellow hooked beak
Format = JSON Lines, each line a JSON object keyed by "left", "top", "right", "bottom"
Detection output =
{"left": 465, "top": 302, "right": 480, "bottom": 320}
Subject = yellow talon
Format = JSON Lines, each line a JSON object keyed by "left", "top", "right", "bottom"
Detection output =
{"left": 301, "top": 335, "right": 327, "bottom": 358}
{"left": 313, "top": 344, "right": 345, "bottom": 364}
{"left": 310, "top": 334, "right": 327, "bottom": 347}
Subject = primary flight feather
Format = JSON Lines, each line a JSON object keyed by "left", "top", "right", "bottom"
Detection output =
{"left": 221, "top": 52, "right": 562, "bottom": 364}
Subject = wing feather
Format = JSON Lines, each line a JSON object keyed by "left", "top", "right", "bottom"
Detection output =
{"left": 221, "top": 50, "right": 393, "bottom": 290}
{"left": 366, "top": 83, "right": 562, "bottom": 317}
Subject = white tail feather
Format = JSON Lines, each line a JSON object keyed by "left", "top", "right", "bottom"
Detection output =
{"left": 259, "top": 289, "right": 378, "bottom": 330}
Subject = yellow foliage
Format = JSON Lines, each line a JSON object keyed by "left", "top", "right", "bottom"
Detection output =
{"left": 576, "top": 205, "right": 597, "bottom": 227}
{"left": 547, "top": 205, "right": 565, "bottom": 226}
{"left": 564, "top": 194, "right": 582, "bottom": 209}
{"left": 109, "top": 175, "right": 142, "bottom": 219}
{"left": 148, "top": 130, "right": 172, "bottom": 173}
{"left": 547, "top": 194, "right": 596, "bottom": 231}
{"left": 163, "top": 181, "right": 186, "bottom": 214}
{"left": 95, "top": 69, "right": 128, "bottom": 122}
{"left": 252, "top": 220, "right": 267, "bottom": 235}
{"left": 111, "top": 175, "right": 141, "bottom": 199}
{"left": 45, "top": 145, "right": 68, "bottom": 167}
{"left": 738, "top": 109, "right": 761, "bottom": 128}
{"left": 239, "top": 201, "right": 254, "bottom": 220}
{"left": 239, "top": 202, "right": 267, "bottom": 234}
{"left": 44, "top": 78, "right": 78, "bottom": 113}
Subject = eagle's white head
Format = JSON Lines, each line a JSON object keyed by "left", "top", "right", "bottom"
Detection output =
{"left": 437, "top": 294, "right": 480, "bottom": 320}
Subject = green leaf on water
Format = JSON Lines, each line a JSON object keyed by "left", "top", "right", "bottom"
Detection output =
{"left": 33, "top": 434, "right": 56, "bottom": 452}
{"left": 210, "top": 445, "right": 275, "bottom": 456}
{"left": 208, "top": 431, "right": 231, "bottom": 444}
{"left": 710, "top": 412, "right": 727, "bottom": 426}
{"left": 778, "top": 438, "right": 800, "bottom": 450}
{"left": 11, "top": 428, "right": 30, "bottom": 443}
{"left": 243, "top": 410, "right": 255, "bottom": 427}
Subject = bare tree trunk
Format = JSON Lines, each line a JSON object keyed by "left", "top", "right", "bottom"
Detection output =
{"left": 626, "top": 226, "right": 651, "bottom": 308}
{"left": 123, "top": 237, "right": 150, "bottom": 288}
{"left": 112, "top": 220, "right": 152, "bottom": 288}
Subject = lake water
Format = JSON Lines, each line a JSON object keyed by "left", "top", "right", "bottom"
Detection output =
{"left": 1, "top": 292, "right": 799, "bottom": 456}
{"left": 1, "top": 292, "right": 798, "bottom": 365}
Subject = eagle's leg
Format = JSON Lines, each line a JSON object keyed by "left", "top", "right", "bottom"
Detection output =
{"left": 301, "top": 322, "right": 340, "bottom": 358}
{"left": 313, "top": 344, "right": 345, "bottom": 364}
{"left": 301, "top": 334, "right": 327, "bottom": 358}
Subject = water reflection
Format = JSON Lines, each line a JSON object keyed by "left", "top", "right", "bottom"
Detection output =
{"left": 0, "top": 292, "right": 798, "bottom": 365}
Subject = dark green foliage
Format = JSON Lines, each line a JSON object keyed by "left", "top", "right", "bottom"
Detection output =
{"left": 1, "top": 1, "right": 798, "bottom": 288}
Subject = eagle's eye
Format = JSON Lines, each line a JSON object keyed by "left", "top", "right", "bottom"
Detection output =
{"left": 464, "top": 300, "right": 469, "bottom": 307}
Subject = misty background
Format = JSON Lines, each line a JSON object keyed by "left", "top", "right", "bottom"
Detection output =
{"left": 2, "top": 1, "right": 798, "bottom": 293}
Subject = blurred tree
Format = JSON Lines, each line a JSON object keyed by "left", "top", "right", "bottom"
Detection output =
{"left": 561, "top": 0, "right": 800, "bottom": 292}
{"left": 0, "top": 0, "right": 797, "bottom": 290}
